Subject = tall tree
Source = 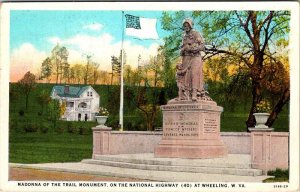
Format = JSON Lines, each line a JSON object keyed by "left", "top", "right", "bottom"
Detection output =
{"left": 40, "top": 57, "right": 52, "bottom": 83}
{"left": 91, "top": 62, "right": 100, "bottom": 85}
{"left": 111, "top": 55, "right": 121, "bottom": 85}
{"left": 126, "top": 52, "right": 164, "bottom": 131}
{"left": 37, "top": 90, "right": 51, "bottom": 115}
{"left": 161, "top": 10, "right": 290, "bottom": 128}
{"left": 71, "top": 64, "right": 85, "bottom": 85}
{"left": 17, "top": 71, "right": 36, "bottom": 110}
{"left": 83, "top": 55, "right": 92, "bottom": 85}
{"left": 51, "top": 44, "right": 69, "bottom": 84}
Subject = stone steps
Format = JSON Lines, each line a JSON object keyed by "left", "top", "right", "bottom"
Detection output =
{"left": 81, "top": 154, "right": 262, "bottom": 176}
{"left": 92, "top": 154, "right": 252, "bottom": 168}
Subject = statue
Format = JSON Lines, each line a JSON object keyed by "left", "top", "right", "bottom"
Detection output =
{"left": 176, "top": 18, "right": 206, "bottom": 101}
{"left": 155, "top": 18, "right": 226, "bottom": 159}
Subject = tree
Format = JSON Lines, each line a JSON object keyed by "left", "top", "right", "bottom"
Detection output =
{"left": 111, "top": 55, "right": 121, "bottom": 85}
{"left": 17, "top": 71, "right": 36, "bottom": 110}
{"left": 126, "top": 52, "right": 164, "bottom": 131}
{"left": 91, "top": 62, "right": 100, "bottom": 85}
{"left": 40, "top": 57, "right": 52, "bottom": 83}
{"left": 124, "top": 65, "right": 133, "bottom": 86}
{"left": 51, "top": 44, "right": 69, "bottom": 84}
{"left": 161, "top": 10, "right": 290, "bottom": 128}
{"left": 71, "top": 64, "right": 85, "bottom": 85}
{"left": 83, "top": 55, "right": 92, "bottom": 85}
{"left": 110, "top": 50, "right": 126, "bottom": 86}
{"left": 47, "top": 99, "right": 61, "bottom": 129}
{"left": 37, "top": 90, "right": 51, "bottom": 115}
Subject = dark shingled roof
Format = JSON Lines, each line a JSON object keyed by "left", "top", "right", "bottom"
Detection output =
{"left": 51, "top": 85, "right": 90, "bottom": 98}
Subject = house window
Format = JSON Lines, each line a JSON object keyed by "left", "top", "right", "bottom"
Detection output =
{"left": 78, "top": 102, "right": 87, "bottom": 108}
{"left": 87, "top": 92, "right": 90, "bottom": 96}
{"left": 90, "top": 91, "right": 93, "bottom": 97}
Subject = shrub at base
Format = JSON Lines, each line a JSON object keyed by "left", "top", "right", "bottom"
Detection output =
{"left": 39, "top": 123, "right": 49, "bottom": 134}
{"left": 18, "top": 110, "right": 25, "bottom": 116}
{"left": 66, "top": 122, "right": 78, "bottom": 134}
{"left": 23, "top": 122, "right": 38, "bottom": 133}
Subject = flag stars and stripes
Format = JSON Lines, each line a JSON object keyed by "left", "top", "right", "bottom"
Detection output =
{"left": 125, "top": 14, "right": 141, "bottom": 29}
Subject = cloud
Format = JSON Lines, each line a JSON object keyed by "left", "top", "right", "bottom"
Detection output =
{"left": 10, "top": 33, "right": 160, "bottom": 82}
{"left": 48, "top": 37, "right": 62, "bottom": 45}
{"left": 83, "top": 23, "right": 103, "bottom": 31}
{"left": 48, "top": 33, "right": 160, "bottom": 71}
{"left": 10, "top": 43, "right": 47, "bottom": 82}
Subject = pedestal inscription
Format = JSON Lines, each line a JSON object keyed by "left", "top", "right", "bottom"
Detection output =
{"left": 204, "top": 113, "right": 218, "bottom": 133}
{"left": 154, "top": 101, "right": 228, "bottom": 159}
{"left": 163, "top": 112, "right": 199, "bottom": 138}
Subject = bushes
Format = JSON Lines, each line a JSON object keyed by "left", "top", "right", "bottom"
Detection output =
{"left": 23, "top": 122, "right": 38, "bottom": 133}
{"left": 66, "top": 121, "right": 78, "bottom": 134}
{"left": 58, "top": 121, "right": 95, "bottom": 135}
{"left": 39, "top": 123, "right": 49, "bottom": 134}
{"left": 106, "top": 115, "right": 155, "bottom": 131}
{"left": 18, "top": 110, "right": 25, "bottom": 116}
{"left": 263, "top": 168, "right": 289, "bottom": 182}
{"left": 10, "top": 116, "right": 95, "bottom": 135}
{"left": 268, "top": 168, "right": 289, "bottom": 179}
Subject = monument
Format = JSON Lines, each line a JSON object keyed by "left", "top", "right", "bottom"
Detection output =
{"left": 154, "top": 18, "right": 227, "bottom": 158}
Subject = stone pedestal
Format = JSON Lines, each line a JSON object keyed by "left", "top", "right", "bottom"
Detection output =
{"left": 154, "top": 99, "right": 227, "bottom": 159}
{"left": 249, "top": 128, "right": 289, "bottom": 174}
{"left": 92, "top": 126, "right": 112, "bottom": 158}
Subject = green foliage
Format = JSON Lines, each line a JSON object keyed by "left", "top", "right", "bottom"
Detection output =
{"left": 51, "top": 44, "right": 69, "bottom": 84}
{"left": 47, "top": 99, "right": 61, "bottom": 129}
{"left": 268, "top": 168, "right": 289, "bottom": 178}
{"left": 23, "top": 122, "right": 38, "bottom": 133}
{"left": 39, "top": 123, "right": 50, "bottom": 134}
{"left": 18, "top": 110, "right": 25, "bottom": 116}
{"left": 37, "top": 89, "right": 51, "bottom": 115}
{"left": 40, "top": 57, "right": 52, "bottom": 82}
{"left": 17, "top": 71, "right": 36, "bottom": 110}
{"left": 263, "top": 168, "right": 289, "bottom": 182}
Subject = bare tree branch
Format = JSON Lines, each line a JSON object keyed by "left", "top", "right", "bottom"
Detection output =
{"left": 234, "top": 11, "right": 256, "bottom": 49}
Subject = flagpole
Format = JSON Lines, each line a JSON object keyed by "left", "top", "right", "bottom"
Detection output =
{"left": 119, "top": 11, "right": 124, "bottom": 131}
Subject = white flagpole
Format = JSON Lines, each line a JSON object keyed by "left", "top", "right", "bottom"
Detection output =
{"left": 119, "top": 11, "right": 124, "bottom": 131}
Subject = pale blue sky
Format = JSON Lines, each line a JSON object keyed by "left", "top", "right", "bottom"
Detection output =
{"left": 10, "top": 10, "right": 170, "bottom": 53}
{"left": 10, "top": 10, "right": 175, "bottom": 81}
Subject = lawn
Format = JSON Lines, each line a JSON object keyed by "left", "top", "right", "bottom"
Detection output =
{"left": 9, "top": 132, "right": 93, "bottom": 163}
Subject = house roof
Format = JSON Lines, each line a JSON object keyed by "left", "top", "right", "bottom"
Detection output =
{"left": 51, "top": 85, "right": 92, "bottom": 98}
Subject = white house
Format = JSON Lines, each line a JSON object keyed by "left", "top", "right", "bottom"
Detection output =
{"left": 50, "top": 85, "right": 100, "bottom": 121}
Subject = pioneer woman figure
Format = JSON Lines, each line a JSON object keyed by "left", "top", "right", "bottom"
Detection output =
{"left": 180, "top": 18, "right": 205, "bottom": 101}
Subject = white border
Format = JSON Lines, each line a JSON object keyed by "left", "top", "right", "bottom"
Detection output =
{"left": 0, "top": 2, "right": 299, "bottom": 192}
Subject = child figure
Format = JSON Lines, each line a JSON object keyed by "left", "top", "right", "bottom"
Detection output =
{"left": 176, "top": 63, "right": 189, "bottom": 100}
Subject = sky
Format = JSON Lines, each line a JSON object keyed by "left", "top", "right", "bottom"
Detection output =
{"left": 10, "top": 10, "right": 171, "bottom": 82}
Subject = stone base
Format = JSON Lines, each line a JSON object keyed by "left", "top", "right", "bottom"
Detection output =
{"left": 155, "top": 140, "right": 227, "bottom": 159}
{"left": 155, "top": 100, "right": 227, "bottom": 159}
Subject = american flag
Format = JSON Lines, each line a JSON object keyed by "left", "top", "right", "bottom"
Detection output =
{"left": 124, "top": 14, "right": 159, "bottom": 40}
{"left": 125, "top": 14, "right": 141, "bottom": 29}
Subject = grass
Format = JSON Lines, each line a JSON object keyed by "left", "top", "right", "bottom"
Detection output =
{"left": 221, "top": 113, "right": 289, "bottom": 132}
{"left": 9, "top": 132, "right": 93, "bottom": 163}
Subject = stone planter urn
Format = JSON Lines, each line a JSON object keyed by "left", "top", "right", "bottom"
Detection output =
{"left": 253, "top": 113, "right": 270, "bottom": 129}
{"left": 95, "top": 116, "right": 108, "bottom": 126}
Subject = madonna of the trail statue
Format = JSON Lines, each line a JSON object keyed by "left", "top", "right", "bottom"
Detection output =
{"left": 175, "top": 18, "right": 212, "bottom": 102}
{"left": 179, "top": 18, "right": 205, "bottom": 101}
{"left": 155, "top": 18, "right": 227, "bottom": 158}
